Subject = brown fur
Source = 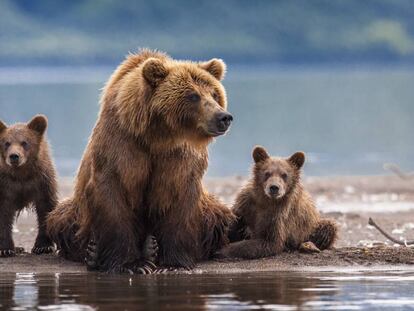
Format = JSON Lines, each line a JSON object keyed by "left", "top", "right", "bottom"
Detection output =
{"left": 47, "top": 49, "right": 234, "bottom": 272}
{"left": 217, "top": 146, "right": 337, "bottom": 259}
{"left": 0, "top": 115, "right": 57, "bottom": 256}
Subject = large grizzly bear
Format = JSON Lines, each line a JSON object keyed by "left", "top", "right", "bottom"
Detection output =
{"left": 216, "top": 146, "right": 337, "bottom": 259}
{"left": 47, "top": 50, "right": 234, "bottom": 272}
{"left": 0, "top": 115, "right": 57, "bottom": 256}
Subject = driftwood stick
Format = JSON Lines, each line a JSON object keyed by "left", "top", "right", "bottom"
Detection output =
{"left": 383, "top": 163, "right": 413, "bottom": 180}
{"left": 368, "top": 217, "right": 414, "bottom": 246}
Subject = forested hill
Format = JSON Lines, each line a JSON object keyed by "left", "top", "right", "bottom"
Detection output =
{"left": 1, "top": 0, "right": 414, "bottom": 65}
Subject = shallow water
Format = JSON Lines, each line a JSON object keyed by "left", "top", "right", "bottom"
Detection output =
{"left": 1, "top": 270, "right": 414, "bottom": 310}
{"left": 0, "top": 66, "right": 414, "bottom": 177}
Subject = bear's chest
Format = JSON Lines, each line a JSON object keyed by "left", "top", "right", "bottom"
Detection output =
{"left": 0, "top": 176, "right": 39, "bottom": 208}
{"left": 145, "top": 149, "right": 207, "bottom": 212}
{"left": 150, "top": 149, "right": 207, "bottom": 183}
{"left": 252, "top": 206, "right": 292, "bottom": 240}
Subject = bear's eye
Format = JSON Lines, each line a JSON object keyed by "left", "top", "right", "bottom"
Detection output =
{"left": 21, "top": 141, "right": 28, "bottom": 149}
{"left": 264, "top": 172, "right": 271, "bottom": 179}
{"left": 281, "top": 173, "right": 288, "bottom": 181}
{"left": 187, "top": 93, "right": 201, "bottom": 103}
{"left": 212, "top": 92, "right": 220, "bottom": 102}
{"left": 4, "top": 142, "right": 10, "bottom": 149}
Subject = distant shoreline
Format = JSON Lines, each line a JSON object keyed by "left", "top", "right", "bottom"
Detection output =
{"left": 1, "top": 64, "right": 414, "bottom": 85}
{"left": 58, "top": 174, "right": 414, "bottom": 211}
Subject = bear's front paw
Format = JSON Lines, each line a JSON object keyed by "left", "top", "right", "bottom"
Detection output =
{"left": 32, "top": 245, "right": 55, "bottom": 255}
{"left": 0, "top": 249, "right": 16, "bottom": 257}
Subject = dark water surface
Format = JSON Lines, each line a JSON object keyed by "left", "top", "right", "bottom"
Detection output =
{"left": 0, "top": 270, "right": 414, "bottom": 310}
{"left": 0, "top": 66, "right": 414, "bottom": 177}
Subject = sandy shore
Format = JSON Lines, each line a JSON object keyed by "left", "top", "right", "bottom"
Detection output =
{"left": 2, "top": 175, "right": 414, "bottom": 273}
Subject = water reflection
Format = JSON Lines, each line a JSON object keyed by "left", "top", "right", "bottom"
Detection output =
{"left": 0, "top": 272, "right": 332, "bottom": 310}
{"left": 13, "top": 274, "right": 38, "bottom": 309}
{"left": 0, "top": 271, "right": 413, "bottom": 310}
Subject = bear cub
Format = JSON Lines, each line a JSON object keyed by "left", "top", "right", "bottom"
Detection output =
{"left": 216, "top": 146, "right": 338, "bottom": 259}
{"left": 0, "top": 115, "right": 57, "bottom": 257}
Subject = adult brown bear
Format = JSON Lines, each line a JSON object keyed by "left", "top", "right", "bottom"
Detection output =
{"left": 47, "top": 50, "right": 234, "bottom": 273}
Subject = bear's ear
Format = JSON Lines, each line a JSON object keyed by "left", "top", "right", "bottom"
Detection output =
{"left": 142, "top": 58, "right": 169, "bottom": 87}
{"left": 27, "top": 115, "right": 48, "bottom": 136}
{"left": 288, "top": 152, "right": 305, "bottom": 170}
{"left": 0, "top": 120, "right": 7, "bottom": 133}
{"left": 253, "top": 146, "right": 269, "bottom": 163}
{"left": 199, "top": 58, "right": 226, "bottom": 81}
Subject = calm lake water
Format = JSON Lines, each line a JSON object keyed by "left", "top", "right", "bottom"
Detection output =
{"left": 0, "top": 66, "right": 413, "bottom": 177}
{"left": 0, "top": 270, "right": 414, "bottom": 310}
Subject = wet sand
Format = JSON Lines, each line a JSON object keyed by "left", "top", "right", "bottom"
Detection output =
{"left": 2, "top": 175, "right": 414, "bottom": 273}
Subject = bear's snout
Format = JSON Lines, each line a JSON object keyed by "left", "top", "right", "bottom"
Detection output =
{"left": 269, "top": 185, "right": 279, "bottom": 196}
{"left": 215, "top": 112, "right": 233, "bottom": 133}
{"left": 9, "top": 153, "right": 20, "bottom": 166}
{"left": 5, "top": 144, "right": 27, "bottom": 168}
{"left": 264, "top": 178, "right": 285, "bottom": 200}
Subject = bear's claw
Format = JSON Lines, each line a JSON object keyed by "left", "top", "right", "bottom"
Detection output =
{"left": 85, "top": 239, "right": 98, "bottom": 270}
{"left": 0, "top": 247, "right": 25, "bottom": 257}
{"left": 153, "top": 268, "right": 178, "bottom": 274}
{"left": 143, "top": 235, "right": 159, "bottom": 264}
{"left": 85, "top": 236, "right": 161, "bottom": 274}
{"left": 0, "top": 249, "right": 15, "bottom": 257}
{"left": 32, "top": 245, "right": 55, "bottom": 255}
{"left": 121, "top": 260, "right": 157, "bottom": 275}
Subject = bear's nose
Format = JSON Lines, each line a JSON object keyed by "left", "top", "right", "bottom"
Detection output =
{"left": 9, "top": 153, "right": 20, "bottom": 164}
{"left": 216, "top": 112, "right": 233, "bottom": 132}
{"left": 269, "top": 185, "right": 279, "bottom": 195}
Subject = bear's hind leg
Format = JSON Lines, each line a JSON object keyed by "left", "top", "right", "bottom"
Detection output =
{"left": 47, "top": 199, "right": 85, "bottom": 262}
{"left": 309, "top": 219, "right": 338, "bottom": 250}
{"left": 215, "top": 239, "right": 280, "bottom": 259}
